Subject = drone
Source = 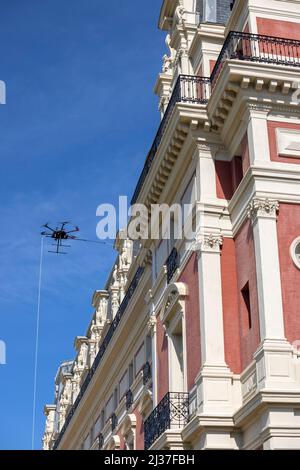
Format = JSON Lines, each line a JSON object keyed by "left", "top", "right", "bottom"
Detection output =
{"left": 41, "top": 221, "right": 109, "bottom": 254}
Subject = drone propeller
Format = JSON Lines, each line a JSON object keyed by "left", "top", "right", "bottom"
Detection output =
{"left": 42, "top": 223, "right": 55, "bottom": 232}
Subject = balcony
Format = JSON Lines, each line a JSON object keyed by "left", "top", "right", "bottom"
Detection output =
{"left": 98, "top": 433, "right": 104, "bottom": 450}
{"left": 52, "top": 266, "right": 144, "bottom": 450}
{"left": 142, "top": 361, "right": 152, "bottom": 386}
{"left": 144, "top": 392, "right": 189, "bottom": 450}
{"left": 111, "top": 413, "right": 118, "bottom": 432}
{"left": 166, "top": 247, "right": 180, "bottom": 284}
{"left": 125, "top": 389, "right": 133, "bottom": 410}
{"left": 211, "top": 31, "right": 300, "bottom": 87}
{"left": 131, "top": 75, "right": 210, "bottom": 205}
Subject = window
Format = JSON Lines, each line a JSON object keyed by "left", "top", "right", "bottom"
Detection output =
{"left": 119, "top": 370, "right": 128, "bottom": 399}
{"left": 134, "top": 343, "right": 145, "bottom": 376}
{"left": 241, "top": 282, "right": 252, "bottom": 331}
{"left": 83, "top": 433, "right": 91, "bottom": 450}
{"left": 180, "top": 174, "right": 196, "bottom": 224}
{"left": 203, "top": 0, "right": 217, "bottom": 23}
{"left": 93, "top": 415, "right": 102, "bottom": 438}
{"left": 181, "top": 174, "right": 196, "bottom": 240}
{"left": 290, "top": 237, "right": 300, "bottom": 270}
{"left": 155, "top": 238, "right": 169, "bottom": 277}
{"left": 105, "top": 395, "right": 113, "bottom": 422}
{"left": 154, "top": 217, "right": 179, "bottom": 279}
{"left": 114, "top": 387, "right": 118, "bottom": 409}
{"left": 129, "top": 362, "right": 134, "bottom": 387}
{"left": 146, "top": 335, "right": 152, "bottom": 361}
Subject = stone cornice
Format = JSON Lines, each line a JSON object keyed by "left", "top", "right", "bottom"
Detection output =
{"left": 207, "top": 60, "right": 300, "bottom": 135}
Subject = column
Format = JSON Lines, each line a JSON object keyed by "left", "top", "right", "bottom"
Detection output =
{"left": 247, "top": 197, "right": 285, "bottom": 340}
{"left": 194, "top": 233, "right": 239, "bottom": 420}
{"left": 247, "top": 197, "right": 296, "bottom": 391}
{"left": 196, "top": 234, "right": 226, "bottom": 366}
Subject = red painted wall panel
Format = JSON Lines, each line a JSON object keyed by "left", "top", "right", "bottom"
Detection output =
{"left": 179, "top": 253, "right": 201, "bottom": 390}
{"left": 257, "top": 18, "right": 300, "bottom": 41}
{"left": 234, "top": 220, "right": 260, "bottom": 370}
{"left": 241, "top": 132, "right": 250, "bottom": 174}
{"left": 221, "top": 238, "right": 242, "bottom": 373}
{"left": 215, "top": 160, "right": 234, "bottom": 200}
{"left": 277, "top": 203, "right": 300, "bottom": 344}
{"left": 134, "top": 409, "right": 144, "bottom": 450}
{"left": 210, "top": 59, "right": 217, "bottom": 74}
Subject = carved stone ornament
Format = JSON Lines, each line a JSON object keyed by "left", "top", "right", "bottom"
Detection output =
{"left": 162, "top": 54, "right": 173, "bottom": 74}
{"left": 194, "top": 234, "right": 223, "bottom": 253}
{"left": 175, "top": 3, "right": 186, "bottom": 26}
{"left": 147, "top": 314, "right": 157, "bottom": 334}
{"left": 247, "top": 198, "right": 279, "bottom": 222}
{"left": 161, "top": 282, "right": 188, "bottom": 326}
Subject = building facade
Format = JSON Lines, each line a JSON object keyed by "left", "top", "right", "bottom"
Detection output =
{"left": 43, "top": 0, "right": 300, "bottom": 451}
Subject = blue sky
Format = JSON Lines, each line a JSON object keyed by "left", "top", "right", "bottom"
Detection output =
{"left": 0, "top": 0, "right": 164, "bottom": 449}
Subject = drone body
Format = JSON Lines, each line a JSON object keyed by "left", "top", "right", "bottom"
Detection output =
{"left": 41, "top": 222, "right": 79, "bottom": 254}
{"left": 41, "top": 221, "right": 111, "bottom": 254}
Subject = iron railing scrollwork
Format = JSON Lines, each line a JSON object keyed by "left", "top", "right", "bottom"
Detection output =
{"left": 98, "top": 433, "right": 104, "bottom": 450}
{"left": 166, "top": 247, "right": 180, "bottom": 284}
{"left": 131, "top": 75, "right": 210, "bottom": 205}
{"left": 52, "top": 266, "right": 144, "bottom": 450}
{"left": 111, "top": 413, "right": 118, "bottom": 432}
{"left": 144, "top": 392, "right": 189, "bottom": 450}
{"left": 211, "top": 31, "right": 300, "bottom": 87}
{"left": 142, "top": 361, "right": 152, "bottom": 386}
{"left": 125, "top": 389, "right": 133, "bottom": 410}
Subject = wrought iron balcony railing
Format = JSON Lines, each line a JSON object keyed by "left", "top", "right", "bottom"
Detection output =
{"left": 144, "top": 392, "right": 189, "bottom": 450}
{"left": 111, "top": 413, "right": 118, "bottom": 432}
{"left": 166, "top": 247, "right": 180, "bottom": 284}
{"left": 211, "top": 31, "right": 300, "bottom": 87}
{"left": 52, "top": 266, "right": 144, "bottom": 450}
{"left": 98, "top": 433, "right": 104, "bottom": 450}
{"left": 126, "top": 389, "right": 133, "bottom": 410}
{"left": 142, "top": 361, "right": 152, "bottom": 386}
{"left": 131, "top": 75, "right": 210, "bottom": 205}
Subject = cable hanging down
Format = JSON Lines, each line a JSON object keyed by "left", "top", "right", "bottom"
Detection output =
{"left": 31, "top": 236, "right": 44, "bottom": 450}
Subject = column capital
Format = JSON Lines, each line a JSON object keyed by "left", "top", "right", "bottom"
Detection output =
{"left": 196, "top": 142, "right": 225, "bottom": 158}
{"left": 194, "top": 234, "right": 223, "bottom": 254}
{"left": 247, "top": 198, "right": 279, "bottom": 223}
{"left": 146, "top": 314, "right": 157, "bottom": 335}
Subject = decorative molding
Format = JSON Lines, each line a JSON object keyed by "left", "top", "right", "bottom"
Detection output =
{"left": 193, "top": 234, "right": 223, "bottom": 253}
{"left": 147, "top": 314, "right": 157, "bottom": 335}
{"left": 196, "top": 142, "right": 225, "bottom": 155}
{"left": 247, "top": 198, "right": 279, "bottom": 223}
{"left": 160, "top": 282, "right": 188, "bottom": 327}
{"left": 276, "top": 128, "right": 300, "bottom": 158}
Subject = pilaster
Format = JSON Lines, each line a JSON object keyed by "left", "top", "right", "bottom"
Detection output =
{"left": 247, "top": 197, "right": 298, "bottom": 392}
{"left": 193, "top": 233, "right": 240, "bottom": 417}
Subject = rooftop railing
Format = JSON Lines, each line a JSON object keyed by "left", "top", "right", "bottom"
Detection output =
{"left": 211, "top": 31, "right": 300, "bottom": 87}
{"left": 52, "top": 266, "right": 144, "bottom": 449}
{"left": 130, "top": 75, "right": 210, "bottom": 205}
